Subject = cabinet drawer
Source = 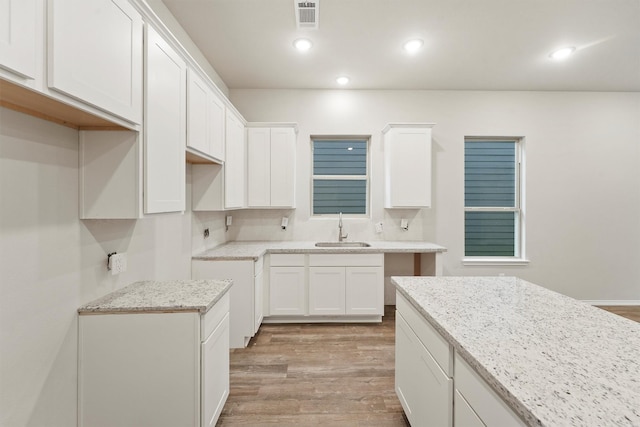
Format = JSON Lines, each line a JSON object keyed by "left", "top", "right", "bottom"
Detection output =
{"left": 309, "top": 253, "right": 383, "bottom": 267}
{"left": 202, "top": 292, "right": 230, "bottom": 341}
{"left": 454, "top": 352, "right": 526, "bottom": 426}
{"left": 270, "top": 254, "right": 305, "bottom": 266}
{"left": 396, "top": 292, "right": 452, "bottom": 376}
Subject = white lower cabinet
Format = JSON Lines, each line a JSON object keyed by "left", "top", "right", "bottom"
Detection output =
{"left": 269, "top": 254, "right": 306, "bottom": 316}
{"left": 192, "top": 257, "right": 263, "bottom": 348}
{"left": 78, "top": 293, "right": 230, "bottom": 427}
{"left": 454, "top": 390, "right": 485, "bottom": 427}
{"left": 454, "top": 352, "right": 526, "bottom": 427}
{"left": 309, "top": 266, "right": 346, "bottom": 315}
{"left": 396, "top": 291, "right": 526, "bottom": 427}
{"left": 396, "top": 293, "right": 453, "bottom": 427}
{"left": 308, "top": 254, "right": 384, "bottom": 316}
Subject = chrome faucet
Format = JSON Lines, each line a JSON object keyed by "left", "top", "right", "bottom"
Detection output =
{"left": 338, "top": 212, "right": 348, "bottom": 242}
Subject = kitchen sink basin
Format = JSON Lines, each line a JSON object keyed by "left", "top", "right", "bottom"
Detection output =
{"left": 314, "top": 241, "right": 371, "bottom": 248}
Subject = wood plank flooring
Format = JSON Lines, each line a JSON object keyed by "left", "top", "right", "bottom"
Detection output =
{"left": 216, "top": 306, "right": 408, "bottom": 426}
{"left": 217, "top": 305, "right": 639, "bottom": 426}
{"left": 597, "top": 306, "right": 640, "bottom": 323}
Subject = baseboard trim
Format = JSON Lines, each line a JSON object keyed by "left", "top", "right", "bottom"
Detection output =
{"left": 582, "top": 300, "right": 640, "bottom": 306}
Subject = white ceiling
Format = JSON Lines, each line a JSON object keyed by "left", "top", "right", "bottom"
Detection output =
{"left": 161, "top": 0, "right": 640, "bottom": 91}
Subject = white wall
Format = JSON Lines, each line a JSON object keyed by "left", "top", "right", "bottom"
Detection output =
{"left": 0, "top": 107, "right": 225, "bottom": 426}
{"left": 230, "top": 89, "right": 640, "bottom": 301}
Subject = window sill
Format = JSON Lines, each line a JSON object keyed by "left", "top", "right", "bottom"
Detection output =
{"left": 462, "top": 257, "right": 530, "bottom": 266}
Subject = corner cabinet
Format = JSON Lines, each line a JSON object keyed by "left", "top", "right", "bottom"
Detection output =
{"left": 144, "top": 24, "right": 186, "bottom": 214}
{"left": 247, "top": 125, "right": 297, "bottom": 208}
{"left": 383, "top": 123, "right": 435, "bottom": 209}
{"left": 224, "top": 110, "right": 246, "bottom": 209}
{"left": 48, "top": 0, "right": 143, "bottom": 124}
{"left": 192, "top": 257, "right": 263, "bottom": 348}
{"left": 191, "top": 108, "right": 247, "bottom": 211}
{"left": 78, "top": 292, "right": 230, "bottom": 427}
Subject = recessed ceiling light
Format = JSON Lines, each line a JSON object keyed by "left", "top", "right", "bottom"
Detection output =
{"left": 336, "top": 76, "right": 350, "bottom": 85}
{"left": 549, "top": 47, "right": 576, "bottom": 60}
{"left": 403, "top": 39, "right": 424, "bottom": 54}
{"left": 293, "top": 38, "right": 313, "bottom": 52}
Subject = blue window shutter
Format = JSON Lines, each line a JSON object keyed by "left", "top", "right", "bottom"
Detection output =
{"left": 313, "top": 180, "right": 367, "bottom": 214}
{"left": 465, "top": 211, "right": 515, "bottom": 256}
{"left": 313, "top": 141, "right": 367, "bottom": 175}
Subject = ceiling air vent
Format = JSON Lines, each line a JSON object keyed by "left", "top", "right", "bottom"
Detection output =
{"left": 295, "top": 1, "right": 318, "bottom": 29}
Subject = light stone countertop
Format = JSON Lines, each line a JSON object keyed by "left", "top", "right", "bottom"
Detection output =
{"left": 192, "top": 240, "right": 447, "bottom": 261}
{"left": 78, "top": 279, "right": 232, "bottom": 314}
{"left": 392, "top": 276, "right": 640, "bottom": 427}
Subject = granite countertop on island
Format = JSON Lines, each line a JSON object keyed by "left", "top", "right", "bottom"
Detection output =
{"left": 192, "top": 240, "right": 447, "bottom": 261}
{"left": 392, "top": 276, "right": 640, "bottom": 427}
{"left": 78, "top": 279, "right": 232, "bottom": 314}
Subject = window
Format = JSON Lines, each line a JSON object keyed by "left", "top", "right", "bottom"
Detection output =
{"left": 312, "top": 137, "right": 369, "bottom": 215}
{"left": 464, "top": 138, "right": 525, "bottom": 260}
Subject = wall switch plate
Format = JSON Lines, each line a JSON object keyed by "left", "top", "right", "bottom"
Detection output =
{"left": 281, "top": 217, "right": 289, "bottom": 230}
{"left": 108, "top": 252, "right": 127, "bottom": 275}
{"left": 400, "top": 218, "right": 409, "bottom": 230}
{"left": 375, "top": 222, "right": 383, "bottom": 233}
{"left": 226, "top": 215, "right": 233, "bottom": 226}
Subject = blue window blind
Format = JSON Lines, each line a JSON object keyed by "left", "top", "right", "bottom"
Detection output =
{"left": 465, "top": 211, "right": 515, "bottom": 256}
{"left": 312, "top": 139, "right": 368, "bottom": 215}
{"left": 465, "top": 140, "right": 518, "bottom": 257}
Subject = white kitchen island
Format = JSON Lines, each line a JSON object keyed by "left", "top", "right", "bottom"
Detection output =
{"left": 392, "top": 276, "right": 640, "bottom": 427}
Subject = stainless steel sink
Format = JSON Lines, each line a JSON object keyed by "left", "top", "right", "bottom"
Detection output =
{"left": 314, "top": 241, "right": 371, "bottom": 248}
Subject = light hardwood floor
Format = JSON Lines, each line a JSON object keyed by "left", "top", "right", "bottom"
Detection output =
{"left": 597, "top": 306, "right": 640, "bottom": 323}
{"left": 217, "top": 305, "right": 639, "bottom": 426}
{"left": 216, "top": 306, "right": 408, "bottom": 426}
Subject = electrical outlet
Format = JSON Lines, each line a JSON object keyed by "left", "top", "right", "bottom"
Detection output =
{"left": 204, "top": 228, "right": 210, "bottom": 238}
{"left": 108, "top": 253, "right": 127, "bottom": 275}
{"left": 375, "top": 222, "right": 383, "bottom": 233}
{"left": 226, "top": 215, "right": 233, "bottom": 226}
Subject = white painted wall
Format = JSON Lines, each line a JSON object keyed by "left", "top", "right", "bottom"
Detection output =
{"left": 0, "top": 108, "right": 226, "bottom": 426}
{"left": 230, "top": 89, "right": 640, "bottom": 301}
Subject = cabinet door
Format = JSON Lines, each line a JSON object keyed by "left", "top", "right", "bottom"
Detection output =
{"left": 224, "top": 111, "right": 245, "bottom": 209}
{"left": 309, "top": 267, "right": 345, "bottom": 315}
{"left": 384, "top": 126, "right": 432, "bottom": 208}
{"left": 454, "top": 390, "right": 486, "bottom": 427}
{"left": 269, "top": 267, "right": 306, "bottom": 315}
{"left": 48, "top": 0, "right": 143, "bottom": 123}
{"left": 254, "top": 269, "right": 264, "bottom": 333}
{"left": 208, "top": 92, "right": 225, "bottom": 161}
{"left": 247, "top": 127, "right": 271, "bottom": 207}
{"left": 396, "top": 312, "right": 453, "bottom": 427}
{"left": 144, "top": 25, "right": 186, "bottom": 214}
{"left": 270, "top": 127, "right": 296, "bottom": 207}
{"left": 202, "top": 313, "right": 230, "bottom": 427}
{"left": 345, "top": 266, "right": 383, "bottom": 315}
{"left": 0, "top": 0, "right": 37, "bottom": 79}
{"left": 187, "top": 69, "right": 210, "bottom": 154}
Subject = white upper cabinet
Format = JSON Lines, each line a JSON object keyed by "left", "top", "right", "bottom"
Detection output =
{"left": 247, "top": 125, "right": 296, "bottom": 208}
{"left": 187, "top": 68, "right": 225, "bottom": 162}
{"left": 383, "top": 123, "right": 435, "bottom": 208}
{"left": 48, "top": 0, "right": 143, "bottom": 124}
{"left": 144, "top": 24, "right": 186, "bottom": 214}
{"left": 0, "top": 0, "right": 37, "bottom": 80}
{"left": 224, "top": 110, "right": 246, "bottom": 209}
